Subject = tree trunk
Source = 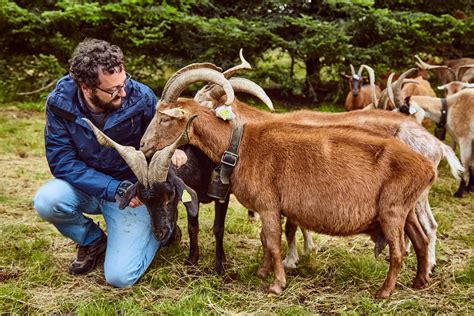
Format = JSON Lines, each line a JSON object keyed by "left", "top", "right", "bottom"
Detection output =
{"left": 304, "top": 56, "right": 320, "bottom": 102}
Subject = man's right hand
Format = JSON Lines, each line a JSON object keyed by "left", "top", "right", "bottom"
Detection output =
{"left": 115, "top": 180, "right": 139, "bottom": 209}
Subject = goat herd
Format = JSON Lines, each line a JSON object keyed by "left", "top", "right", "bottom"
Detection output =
{"left": 84, "top": 51, "right": 473, "bottom": 299}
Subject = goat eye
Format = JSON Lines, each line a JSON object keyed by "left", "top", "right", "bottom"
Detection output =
{"left": 160, "top": 117, "right": 170, "bottom": 126}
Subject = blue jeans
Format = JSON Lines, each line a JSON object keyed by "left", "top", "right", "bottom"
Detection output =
{"left": 33, "top": 178, "right": 160, "bottom": 288}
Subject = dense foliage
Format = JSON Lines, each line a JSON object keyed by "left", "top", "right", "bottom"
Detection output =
{"left": 0, "top": 0, "right": 472, "bottom": 104}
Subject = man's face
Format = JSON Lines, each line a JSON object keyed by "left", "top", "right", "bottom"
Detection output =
{"left": 86, "top": 67, "right": 128, "bottom": 112}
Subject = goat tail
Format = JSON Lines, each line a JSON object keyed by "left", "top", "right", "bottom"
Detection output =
{"left": 440, "top": 142, "right": 464, "bottom": 181}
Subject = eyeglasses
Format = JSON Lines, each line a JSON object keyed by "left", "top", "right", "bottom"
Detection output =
{"left": 95, "top": 73, "right": 132, "bottom": 98}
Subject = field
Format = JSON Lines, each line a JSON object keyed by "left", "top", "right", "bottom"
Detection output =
{"left": 0, "top": 105, "right": 473, "bottom": 314}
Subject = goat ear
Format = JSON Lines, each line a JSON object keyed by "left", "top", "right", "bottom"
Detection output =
{"left": 170, "top": 173, "right": 199, "bottom": 217}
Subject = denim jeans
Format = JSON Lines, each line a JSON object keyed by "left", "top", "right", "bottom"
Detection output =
{"left": 33, "top": 178, "right": 160, "bottom": 288}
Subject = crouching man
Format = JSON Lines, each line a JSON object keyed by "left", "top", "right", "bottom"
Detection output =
{"left": 33, "top": 38, "right": 187, "bottom": 287}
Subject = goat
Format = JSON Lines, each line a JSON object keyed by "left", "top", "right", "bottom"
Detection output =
{"left": 82, "top": 65, "right": 236, "bottom": 275}
{"left": 343, "top": 64, "right": 382, "bottom": 111}
{"left": 390, "top": 79, "right": 474, "bottom": 197}
{"left": 140, "top": 67, "right": 436, "bottom": 298}
{"left": 195, "top": 67, "right": 463, "bottom": 273}
{"left": 415, "top": 55, "right": 474, "bottom": 83}
{"left": 438, "top": 81, "right": 474, "bottom": 97}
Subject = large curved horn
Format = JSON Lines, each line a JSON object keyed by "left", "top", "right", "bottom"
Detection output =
{"left": 148, "top": 115, "right": 198, "bottom": 184}
{"left": 82, "top": 118, "right": 149, "bottom": 186}
{"left": 357, "top": 65, "right": 364, "bottom": 78}
{"left": 208, "top": 77, "right": 275, "bottom": 112}
{"left": 414, "top": 55, "right": 456, "bottom": 82}
{"left": 386, "top": 73, "right": 396, "bottom": 109}
{"left": 350, "top": 64, "right": 356, "bottom": 76}
{"left": 457, "top": 64, "right": 474, "bottom": 81}
{"left": 391, "top": 68, "right": 417, "bottom": 108}
{"left": 360, "top": 65, "right": 377, "bottom": 108}
{"left": 223, "top": 48, "right": 252, "bottom": 78}
{"left": 162, "top": 68, "right": 234, "bottom": 106}
{"left": 161, "top": 63, "right": 223, "bottom": 100}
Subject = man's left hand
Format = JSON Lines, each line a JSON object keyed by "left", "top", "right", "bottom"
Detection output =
{"left": 171, "top": 149, "right": 188, "bottom": 169}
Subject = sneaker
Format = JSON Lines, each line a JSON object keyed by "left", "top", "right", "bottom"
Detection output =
{"left": 69, "top": 232, "right": 107, "bottom": 275}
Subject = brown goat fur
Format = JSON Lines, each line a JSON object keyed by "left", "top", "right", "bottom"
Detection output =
{"left": 141, "top": 99, "right": 436, "bottom": 298}
{"left": 199, "top": 97, "right": 463, "bottom": 272}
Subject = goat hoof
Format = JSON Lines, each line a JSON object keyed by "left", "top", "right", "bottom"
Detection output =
{"left": 184, "top": 257, "right": 198, "bottom": 266}
{"left": 215, "top": 263, "right": 226, "bottom": 276}
{"left": 453, "top": 191, "right": 464, "bottom": 198}
{"left": 374, "top": 288, "right": 391, "bottom": 299}
{"left": 282, "top": 258, "right": 297, "bottom": 269}
{"left": 412, "top": 276, "right": 429, "bottom": 289}
{"left": 257, "top": 267, "right": 269, "bottom": 279}
{"left": 268, "top": 283, "right": 283, "bottom": 295}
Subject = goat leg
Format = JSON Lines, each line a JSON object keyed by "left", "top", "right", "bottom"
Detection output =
{"left": 467, "top": 166, "right": 474, "bottom": 192}
{"left": 185, "top": 212, "right": 199, "bottom": 266}
{"left": 404, "top": 210, "right": 430, "bottom": 289}
{"left": 213, "top": 196, "right": 229, "bottom": 275}
{"left": 283, "top": 219, "right": 299, "bottom": 269}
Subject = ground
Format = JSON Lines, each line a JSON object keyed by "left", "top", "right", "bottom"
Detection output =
{"left": 0, "top": 107, "right": 472, "bottom": 314}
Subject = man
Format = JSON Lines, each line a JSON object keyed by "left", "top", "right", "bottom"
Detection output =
{"left": 33, "top": 38, "right": 187, "bottom": 288}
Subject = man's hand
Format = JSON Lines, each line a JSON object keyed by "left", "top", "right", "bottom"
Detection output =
{"left": 171, "top": 149, "right": 188, "bottom": 169}
{"left": 115, "top": 180, "right": 142, "bottom": 209}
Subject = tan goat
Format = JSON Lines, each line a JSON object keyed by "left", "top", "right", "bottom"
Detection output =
{"left": 392, "top": 87, "right": 474, "bottom": 196}
{"left": 140, "top": 68, "right": 436, "bottom": 298}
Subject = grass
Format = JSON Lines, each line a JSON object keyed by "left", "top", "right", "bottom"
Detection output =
{"left": 0, "top": 105, "right": 472, "bottom": 314}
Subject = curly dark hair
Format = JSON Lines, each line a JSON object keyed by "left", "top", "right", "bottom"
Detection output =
{"left": 69, "top": 38, "right": 124, "bottom": 88}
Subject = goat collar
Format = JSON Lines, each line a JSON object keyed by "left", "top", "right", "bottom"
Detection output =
{"left": 219, "top": 122, "right": 245, "bottom": 185}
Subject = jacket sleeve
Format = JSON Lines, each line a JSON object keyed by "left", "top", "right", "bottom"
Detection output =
{"left": 44, "top": 107, "right": 121, "bottom": 202}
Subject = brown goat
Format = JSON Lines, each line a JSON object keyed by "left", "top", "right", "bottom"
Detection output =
{"left": 343, "top": 64, "right": 382, "bottom": 111}
{"left": 196, "top": 75, "right": 463, "bottom": 273}
{"left": 140, "top": 97, "right": 435, "bottom": 298}
{"left": 139, "top": 67, "right": 436, "bottom": 297}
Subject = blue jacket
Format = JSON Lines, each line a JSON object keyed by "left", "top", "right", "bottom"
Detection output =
{"left": 45, "top": 75, "right": 157, "bottom": 202}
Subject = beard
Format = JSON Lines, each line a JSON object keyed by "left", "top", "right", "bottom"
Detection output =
{"left": 90, "top": 92, "right": 123, "bottom": 112}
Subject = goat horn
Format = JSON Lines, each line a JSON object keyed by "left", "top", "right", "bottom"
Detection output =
{"left": 414, "top": 55, "right": 456, "bottom": 82}
{"left": 386, "top": 73, "right": 396, "bottom": 109}
{"left": 391, "top": 68, "right": 417, "bottom": 109}
{"left": 378, "top": 89, "right": 389, "bottom": 110}
{"left": 360, "top": 65, "right": 378, "bottom": 108}
{"left": 357, "top": 65, "right": 364, "bottom": 78}
{"left": 194, "top": 49, "right": 252, "bottom": 107}
{"left": 148, "top": 115, "right": 198, "bottom": 184}
{"left": 161, "top": 63, "right": 223, "bottom": 101}
{"left": 162, "top": 68, "right": 235, "bottom": 106}
{"left": 82, "top": 118, "right": 149, "bottom": 187}
{"left": 207, "top": 77, "right": 275, "bottom": 112}
{"left": 350, "top": 64, "right": 356, "bottom": 76}
{"left": 223, "top": 48, "right": 252, "bottom": 78}
{"left": 456, "top": 64, "right": 474, "bottom": 81}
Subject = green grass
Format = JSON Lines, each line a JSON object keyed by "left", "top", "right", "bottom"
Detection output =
{"left": 0, "top": 106, "right": 473, "bottom": 314}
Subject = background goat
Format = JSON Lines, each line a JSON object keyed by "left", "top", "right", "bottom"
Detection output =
{"left": 343, "top": 64, "right": 382, "bottom": 111}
